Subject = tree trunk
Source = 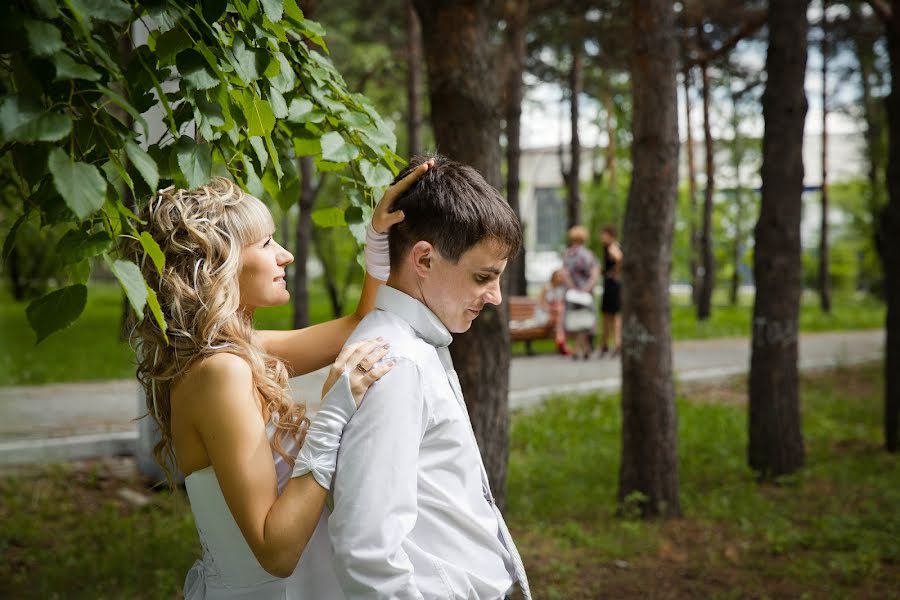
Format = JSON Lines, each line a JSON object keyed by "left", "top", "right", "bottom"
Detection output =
{"left": 748, "top": 0, "right": 809, "bottom": 478}
{"left": 406, "top": 0, "right": 423, "bottom": 158}
{"left": 413, "top": 0, "right": 513, "bottom": 507}
{"left": 603, "top": 88, "right": 619, "bottom": 224}
{"left": 683, "top": 71, "right": 701, "bottom": 307}
{"left": 881, "top": 4, "right": 900, "bottom": 453}
{"left": 294, "top": 156, "right": 316, "bottom": 329}
{"left": 730, "top": 92, "right": 745, "bottom": 307}
{"left": 311, "top": 227, "right": 345, "bottom": 318}
{"left": 819, "top": 7, "right": 832, "bottom": 313}
{"left": 697, "top": 60, "right": 716, "bottom": 321}
{"left": 618, "top": 0, "right": 681, "bottom": 519}
{"left": 566, "top": 40, "right": 583, "bottom": 229}
{"left": 504, "top": 0, "right": 529, "bottom": 297}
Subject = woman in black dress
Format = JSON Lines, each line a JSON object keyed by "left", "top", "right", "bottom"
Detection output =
{"left": 599, "top": 224, "right": 623, "bottom": 357}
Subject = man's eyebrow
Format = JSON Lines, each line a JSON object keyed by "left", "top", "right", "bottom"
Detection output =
{"left": 477, "top": 267, "right": 503, "bottom": 275}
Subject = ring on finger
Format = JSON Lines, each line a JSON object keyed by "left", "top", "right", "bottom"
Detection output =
{"left": 356, "top": 363, "right": 369, "bottom": 374}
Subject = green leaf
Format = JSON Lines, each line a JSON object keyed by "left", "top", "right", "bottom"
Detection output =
{"left": 26, "top": 284, "right": 88, "bottom": 343}
{"left": 287, "top": 97, "right": 315, "bottom": 123}
{"left": 201, "top": 0, "right": 227, "bottom": 21}
{"left": 283, "top": 0, "right": 304, "bottom": 22}
{"left": 249, "top": 136, "right": 268, "bottom": 170}
{"left": 53, "top": 53, "right": 101, "bottom": 81}
{"left": 2, "top": 212, "right": 29, "bottom": 261}
{"left": 315, "top": 158, "right": 347, "bottom": 172}
{"left": 139, "top": 231, "right": 165, "bottom": 276}
{"left": 55, "top": 229, "right": 112, "bottom": 264}
{"left": 109, "top": 258, "right": 148, "bottom": 316}
{"left": 242, "top": 155, "right": 265, "bottom": 198}
{"left": 312, "top": 207, "right": 346, "bottom": 228}
{"left": 344, "top": 205, "right": 364, "bottom": 224}
{"left": 67, "top": 259, "right": 92, "bottom": 285}
{"left": 98, "top": 85, "right": 150, "bottom": 137}
{"left": 156, "top": 29, "right": 193, "bottom": 64}
{"left": 292, "top": 132, "right": 320, "bottom": 157}
{"left": 268, "top": 52, "right": 296, "bottom": 92}
{"left": 175, "top": 136, "right": 212, "bottom": 189}
{"left": 242, "top": 93, "right": 276, "bottom": 137}
{"left": 231, "top": 34, "right": 261, "bottom": 84}
{"left": 70, "top": 0, "right": 132, "bottom": 23}
{"left": 24, "top": 20, "right": 64, "bottom": 56}
{"left": 145, "top": 285, "right": 168, "bottom": 343}
{"left": 47, "top": 148, "right": 107, "bottom": 220}
{"left": 0, "top": 97, "right": 72, "bottom": 143}
{"left": 359, "top": 159, "right": 394, "bottom": 189}
{"left": 125, "top": 141, "right": 159, "bottom": 192}
{"left": 176, "top": 49, "right": 219, "bottom": 90}
{"left": 264, "top": 134, "right": 283, "bottom": 180}
{"left": 269, "top": 87, "right": 288, "bottom": 119}
{"left": 320, "top": 131, "right": 358, "bottom": 163}
{"left": 261, "top": 0, "right": 283, "bottom": 22}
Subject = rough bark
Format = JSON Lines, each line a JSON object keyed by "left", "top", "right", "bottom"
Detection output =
{"left": 748, "top": 0, "right": 809, "bottom": 478}
{"left": 881, "top": 1, "right": 900, "bottom": 452}
{"left": 697, "top": 60, "right": 716, "bottom": 321}
{"left": 406, "top": 0, "right": 423, "bottom": 157}
{"left": 504, "top": 0, "right": 529, "bottom": 297}
{"left": 618, "top": 0, "right": 681, "bottom": 518}
{"left": 413, "top": 0, "right": 513, "bottom": 506}
{"left": 566, "top": 40, "right": 583, "bottom": 229}
{"left": 820, "top": 8, "right": 832, "bottom": 313}
{"left": 683, "top": 70, "right": 701, "bottom": 307}
{"left": 603, "top": 88, "right": 619, "bottom": 224}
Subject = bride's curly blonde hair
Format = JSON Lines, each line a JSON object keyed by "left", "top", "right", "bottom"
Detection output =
{"left": 128, "top": 177, "right": 308, "bottom": 483}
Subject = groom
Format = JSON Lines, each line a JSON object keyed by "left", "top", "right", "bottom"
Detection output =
{"left": 327, "top": 155, "right": 530, "bottom": 599}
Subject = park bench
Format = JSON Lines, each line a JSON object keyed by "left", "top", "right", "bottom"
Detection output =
{"left": 508, "top": 296, "right": 557, "bottom": 355}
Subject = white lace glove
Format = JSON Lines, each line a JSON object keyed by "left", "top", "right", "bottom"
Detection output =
{"left": 365, "top": 222, "right": 390, "bottom": 281}
{"left": 292, "top": 372, "right": 356, "bottom": 490}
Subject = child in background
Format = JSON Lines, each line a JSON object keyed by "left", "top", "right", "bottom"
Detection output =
{"left": 540, "top": 268, "right": 572, "bottom": 356}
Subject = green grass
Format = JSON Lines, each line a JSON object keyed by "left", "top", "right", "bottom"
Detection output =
{"left": 0, "top": 280, "right": 350, "bottom": 386}
{"left": 507, "top": 363, "right": 899, "bottom": 598}
{"left": 0, "top": 365, "right": 896, "bottom": 598}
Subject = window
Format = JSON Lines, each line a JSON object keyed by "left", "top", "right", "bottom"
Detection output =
{"left": 535, "top": 187, "right": 565, "bottom": 251}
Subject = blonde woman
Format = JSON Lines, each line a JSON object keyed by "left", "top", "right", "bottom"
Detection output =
{"left": 130, "top": 164, "right": 430, "bottom": 599}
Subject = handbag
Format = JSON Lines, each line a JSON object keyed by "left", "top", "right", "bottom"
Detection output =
{"left": 564, "top": 307, "right": 596, "bottom": 332}
{"left": 564, "top": 288, "right": 594, "bottom": 307}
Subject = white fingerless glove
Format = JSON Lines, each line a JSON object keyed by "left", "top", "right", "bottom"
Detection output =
{"left": 292, "top": 372, "right": 357, "bottom": 490}
{"left": 365, "top": 222, "right": 390, "bottom": 281}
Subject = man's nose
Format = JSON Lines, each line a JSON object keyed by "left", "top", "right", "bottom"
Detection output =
{"left": 484, "top": 279, "right": 502, "bottom": 306}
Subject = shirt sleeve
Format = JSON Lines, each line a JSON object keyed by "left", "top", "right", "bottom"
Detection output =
{"left": 328, "top": 357, "right": 428, "bottom": 600}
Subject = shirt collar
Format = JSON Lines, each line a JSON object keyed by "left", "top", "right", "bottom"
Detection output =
{"left": 374, "top": 285, "right": 453, "bottom": 348}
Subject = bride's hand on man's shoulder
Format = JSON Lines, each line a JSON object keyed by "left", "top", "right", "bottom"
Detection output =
{"left": 322, "top": 338, "right": 394, "bottom": 407}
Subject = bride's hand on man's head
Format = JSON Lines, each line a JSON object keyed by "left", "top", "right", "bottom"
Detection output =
{"left": 371, "top": 158, "right": 435, "bottom": 234}
{"left": 322, "top": 338, "right": 394, "bottom": 408}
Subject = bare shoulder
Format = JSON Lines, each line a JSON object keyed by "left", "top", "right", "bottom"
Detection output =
{"left": 174, "top": 353, "right": 255, "bottom": 412}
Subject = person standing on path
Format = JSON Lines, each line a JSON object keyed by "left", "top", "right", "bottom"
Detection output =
{"left": 599, "top": 223, "right": 623, "bottom": 357}
{"left": 300, "top": 155, "right": 531, "bottom": 600}
{"left": 562, "top": 225, "right": 600, "bottom": 360}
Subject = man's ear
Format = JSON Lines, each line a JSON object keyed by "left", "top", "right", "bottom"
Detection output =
{"left": 409, "top": 240, "right": 435, "bottom": 278}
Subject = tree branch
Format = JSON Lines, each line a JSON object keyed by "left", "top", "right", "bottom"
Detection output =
{"left": 867, "top": 0, "right": 891, "bottom": 23}
{"left": 683, "top": 10, "right": 768, "bottom": 70}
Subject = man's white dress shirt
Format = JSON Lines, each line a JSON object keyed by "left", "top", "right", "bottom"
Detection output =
{"left": 325, "top": 285, "right": 529, "bottom": 600}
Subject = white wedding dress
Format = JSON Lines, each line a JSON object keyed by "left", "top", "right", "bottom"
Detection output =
{"left": 182, "top": 420, "right": 341, "bottom": 599}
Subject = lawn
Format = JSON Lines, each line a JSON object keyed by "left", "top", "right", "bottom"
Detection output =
{"left": 0, "top": 282, "right": 886, "bottom": 385}
{"left": 1, "top": 364, "right": 897, "bottom": 598}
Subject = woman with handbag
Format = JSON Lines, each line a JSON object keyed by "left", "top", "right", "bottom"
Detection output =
{"left": 562, "top": 225, "right": 600, "bottom": 360}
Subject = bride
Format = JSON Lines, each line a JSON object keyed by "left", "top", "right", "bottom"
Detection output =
{"left": 129, "top": 163, "right": 430, "bottom": 598}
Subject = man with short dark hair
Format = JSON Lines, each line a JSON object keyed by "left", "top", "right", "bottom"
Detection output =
{"left": 328, "top": 155, "right": 531, "bottom": 599}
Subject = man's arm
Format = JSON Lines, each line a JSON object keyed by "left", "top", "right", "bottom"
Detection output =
{"left": 329, "top": 357, "right": 428, "bottom": 600}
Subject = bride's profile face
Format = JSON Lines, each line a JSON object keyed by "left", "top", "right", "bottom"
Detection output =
{"left": 238, "top": 231, "right": 294, "bottom": 312}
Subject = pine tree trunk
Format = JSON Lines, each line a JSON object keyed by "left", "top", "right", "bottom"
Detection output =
{"left": 406, "top": 0, "right": 423, "bottom": 158}
{"left": 683, "top": 71, "right": 701, "bottom": 307}
{"left": 293, "top": 156, "right": 315, "bottom": 329}
{"left": 697, "top": 61, "right": 716, "bottom": 321}
{"left": 748, "top": 0, "right": 809, "bottom": 478}
{"left": 881, "top": 5, "right": 900, "bottom": 453}
{"left": 413, "top": 0, "right": 513, "bottom": 507}
{"left": 567, "top": 41, "right": 583, "bottom": 229}
{"left": 504, "top": 0, "right": 529, "bottom": 297}
{"left": 618, "top": 0, "right": 681, "bottom": 519}
{"left": 820, "top": 8, "right": 832, "bottom": 313}
{"left": 603, "top": 89, "right": 620, "bottom": 224}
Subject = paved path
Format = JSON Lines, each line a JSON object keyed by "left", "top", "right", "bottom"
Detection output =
{"left": 0, "top": 330, "right": 884, "bottom": 464}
